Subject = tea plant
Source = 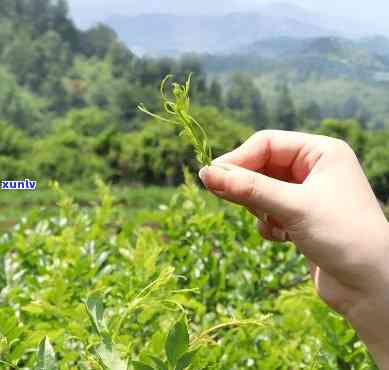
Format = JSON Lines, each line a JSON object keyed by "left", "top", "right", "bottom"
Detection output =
{"left": 0, "top": 175, "right": 378, "bottom": 369}
{"left": 138, "top": 75, "right": 213, "bottom": 166}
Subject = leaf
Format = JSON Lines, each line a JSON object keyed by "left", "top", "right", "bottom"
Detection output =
{"left": 138, "top": 74, "right": 212, "bottom": 166}
{"left": 148, "top": 356, "right": 168, "bottom": 370}
{"left": 132, "top": 361, "right": 155, "bottom": 370}
{"left": 85, "top": 293, "right": 105, "bottom": 335}
{"left": 165, "top": 319, "right": 189, "bottom": 366}
{"left": 96, "top": 335, "right": 127, "bottom": 370}
{"left": 176, "top": 350, "right": 198, "bottom": 370}
{"left": 36, "top": 336, "right": 56, "bottom": 370}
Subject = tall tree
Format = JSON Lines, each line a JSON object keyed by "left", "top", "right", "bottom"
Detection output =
{"left": 227, "top": 74, "right": 269, "bottom": 129}
{"left": 208, "top": 79, "right": 223, "bottom": 109}
{"left": 275, "top": 84, "right": 298, "bottom": 131}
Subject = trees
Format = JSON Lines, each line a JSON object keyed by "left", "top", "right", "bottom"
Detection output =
{"left": 80, "top": 23, "right": 117, "bottom": 58}
{"left": 226, "top": 74, "right": 269, "bottom": 129}
{"left": 208, "top": 79, "right": 224, "bottom": 109}
{"left": 0, "top": 68, "right": 46, "bottom": 133}
{"left": 275, "top": 84, "right": 298, "bottom": 131}
{"left": 317, "top": 119, "right": 366, "bottom": 159}
{"left": 364, "top": 146, "right": 389, "bottom": 202}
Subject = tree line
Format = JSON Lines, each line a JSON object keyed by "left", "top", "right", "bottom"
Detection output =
{"left": 0, "top": 0, "right": 388, "bottom": 205}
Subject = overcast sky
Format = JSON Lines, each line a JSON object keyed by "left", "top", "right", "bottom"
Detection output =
{"left": 67, "top": 0, "right": 389, "bottom": 34}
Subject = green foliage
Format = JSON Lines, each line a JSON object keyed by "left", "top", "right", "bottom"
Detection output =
{"left": 0, "top": 120, "right": 29, "bottom": 157}
{"left": 0, "top": 176, "right": 377, "bottom": 368}
{"left": 139, "top": 75, "right": 213, "bottom": 166}
{"left": 0, "top": 68, "right": 46, "bottom": 132}
{"left": 226, "top": 74, "right": 269, "bottom": 129}
{"left": 37, "top": 337, "right": 57, "bottom": 370}
{"left": 364, "top": 145, "right": 389, "bottom": 202}
{"left": 317, "top": 119, "right": 366, "bottom": 159}
{"left": 274, "top": 84, "right": 298, "bottom": 131}
{"left": 165, "top": 319, "right": 189, "bottom": 366}
{"left": 121, "top": 106, "right": 252, "bottom": 185}
{"left": 32, "top": 129, "right": 110, "bottom": 183}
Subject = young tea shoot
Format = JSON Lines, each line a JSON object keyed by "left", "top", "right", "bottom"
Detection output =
{"left": 138, "top": 74, "right": 213, "bottom": 166}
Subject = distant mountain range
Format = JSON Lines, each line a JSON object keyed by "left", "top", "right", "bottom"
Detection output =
{"left": 105, "top": 2, "right": 380, "bottom": 55}
{"left": 202, "top": 36, "right": 389, "bottom": 83}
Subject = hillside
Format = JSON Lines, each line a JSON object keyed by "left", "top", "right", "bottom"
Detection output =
{"left": 204, "top": 36, "right": 389, "bottom": 82}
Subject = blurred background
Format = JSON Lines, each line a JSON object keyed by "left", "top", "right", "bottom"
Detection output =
{"left": 1, "top": 0, "right": 389, "bottom": 226}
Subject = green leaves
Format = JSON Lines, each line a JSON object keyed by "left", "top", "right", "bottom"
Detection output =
{"left": 148, "top": 356, "right": 168, "bottom": 370}
{"left": 132, "top": 320, "right": 195, "bottom": 370}
{"left": 138, "top": 74, "right": 213, "bottom": 166}
{"left": 84, "top": 294, "right": 128, "bottom": 370}
{"left": 0, "top": 177, "right": 378, "bottom": 369}
{"left": 96, "top": 336, "right": 128, "bottom": 370}
{"left": 175, "top": 350, "right": 197, "bottom": 370}
{"left": 132, "top": 361, "right": 155, "bottom": 370}
{"left": 36, "top": 337, "right": 56, "bottom": 370}
{"left": 85, "top": 293, "right": 106, "bottom": 335}
{"left": 165, "top": 319, "right": 190, "bottom": 368}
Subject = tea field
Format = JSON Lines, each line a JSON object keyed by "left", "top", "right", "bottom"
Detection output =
{"left": 0, "top": 175, "right": 377, "bottom": 369}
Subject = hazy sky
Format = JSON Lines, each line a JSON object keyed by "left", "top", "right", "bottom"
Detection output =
{"left": 68, "top": 0, "right": 389, "bottom": 34}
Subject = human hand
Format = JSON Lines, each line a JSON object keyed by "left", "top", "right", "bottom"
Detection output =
{"left": 199, "top": 130, "right": 389, "bottom": 368}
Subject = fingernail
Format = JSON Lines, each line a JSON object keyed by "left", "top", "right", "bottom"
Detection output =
{"left": 272, "top": 228, "right": 286, "bottom": 242}
{"left": 198, "top": 166, "right": 209, "bottom": 182}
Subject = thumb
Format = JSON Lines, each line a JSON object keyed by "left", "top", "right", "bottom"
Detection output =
{"left": 199, "top": 164, "right": 304, "bottom": 222}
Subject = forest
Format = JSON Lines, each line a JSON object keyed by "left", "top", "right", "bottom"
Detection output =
{"left": 0, "top": 0, "right": 387, "bottom": 368}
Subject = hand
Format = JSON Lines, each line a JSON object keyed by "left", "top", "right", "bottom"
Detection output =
{"left": 199, "top": 130, "right": 389, "bottom": 368}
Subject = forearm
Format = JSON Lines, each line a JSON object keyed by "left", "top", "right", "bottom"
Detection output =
{"left": 368, "top": 345, "right": 389, "bottom": 370}
{"left": 346, "top": 222, "right": 389, "bottom": 370}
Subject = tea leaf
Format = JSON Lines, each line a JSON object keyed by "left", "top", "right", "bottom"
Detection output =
{"left": 138, "top": 74, "right": 213, "bottom": 166}
{"left": 165, "top": 318, "right": 189, "bottom": 366}
{"left": 148, "top": 356, "right": 168, "bottom": 370}
{"left": 36, "top": 336, "right": 56, "bottom": 370}
{"left": 176, "top": 350, "right": 198, "bottom": 370}
{"left": 96, "top": 336, "right": 127, "bottom": 370}
{"left": 85, "top": 293, "right": 105, "bottom": 335}
{"left": 132, "top": 361, "right": 155, "bottom": 370}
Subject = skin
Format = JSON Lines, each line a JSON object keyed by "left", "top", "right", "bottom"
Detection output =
{"left": 199, "top": 130, "right": 389, "bottom": 369}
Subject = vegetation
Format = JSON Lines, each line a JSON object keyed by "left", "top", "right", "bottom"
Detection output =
{"left": 139, "top": 75, "right": 213, "bottom": 166}
{"left": 0, "top": 1, "right": 389, "bottom": 368}
{"left": 0, "top": 176, "right": 377, "bottom": 369}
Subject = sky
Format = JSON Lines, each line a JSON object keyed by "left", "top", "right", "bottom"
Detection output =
{"left": 67, "top": 0, "right": 389, "bottom": 34}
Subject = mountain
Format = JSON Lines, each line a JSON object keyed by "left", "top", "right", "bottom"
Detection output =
{"left": 105, "top": 2, "right": 372, "bottom": 55}
{"left": 204, "top": 36, "right": 389, "bottom": 82}
{"left": 107, "top": 13, "right": 327, "bottom": 56}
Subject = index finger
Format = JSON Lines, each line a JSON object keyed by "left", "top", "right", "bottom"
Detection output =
{"left": 213, "top": 130, "right": 321, "bottom": 182}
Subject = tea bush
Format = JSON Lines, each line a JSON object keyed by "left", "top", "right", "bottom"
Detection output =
{"left": 0, "top": 175, "right": 377, "bottom": 369}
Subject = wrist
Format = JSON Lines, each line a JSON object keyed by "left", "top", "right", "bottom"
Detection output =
{"left": 347, "top": 221, "right": 389, "bottom": 369}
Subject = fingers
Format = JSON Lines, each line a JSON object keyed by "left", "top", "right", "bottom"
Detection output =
{"left": 199, "top": 163, "right": 304, "bottom": 221}
{"left": 256, "top": 219, "right": 289, "bottom": 242}
{"left": 214, "top": 130, "right": 313, "bottom": 168}
{"left": 213, "top": 130, "right": 324, "bottom": 183}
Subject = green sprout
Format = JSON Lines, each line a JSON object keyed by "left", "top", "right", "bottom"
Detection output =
{"left": 138, "top": 74, "right": 213, "bottom": 166}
